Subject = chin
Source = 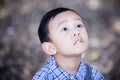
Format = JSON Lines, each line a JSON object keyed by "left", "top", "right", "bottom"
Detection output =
{"left": 76, "top": 48, "right": 88, "bottom": 54}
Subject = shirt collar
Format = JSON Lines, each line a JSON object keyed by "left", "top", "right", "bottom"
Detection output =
{"left": 49, "top": 56, "right": 87, "bottom": 79}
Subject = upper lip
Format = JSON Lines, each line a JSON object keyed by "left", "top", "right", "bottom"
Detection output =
{"left": 73, "top": 38, "right": 84, "bottom": 45}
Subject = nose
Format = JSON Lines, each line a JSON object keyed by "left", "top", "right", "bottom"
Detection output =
{"left": 73, "top": 30, "right": 80, "bottom": 37}
{"left": 73, "top": 32, "right": 80, "bottom": 36}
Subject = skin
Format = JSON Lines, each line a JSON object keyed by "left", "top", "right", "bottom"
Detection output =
{"left": 43, "top": 11, "right": 88, "bottom": 74}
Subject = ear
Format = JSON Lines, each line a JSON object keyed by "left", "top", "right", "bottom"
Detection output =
{"left": 42, "top": 42, "right": 56, "bottom": 55}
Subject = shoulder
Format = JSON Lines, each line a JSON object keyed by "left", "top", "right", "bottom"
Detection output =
{"left": 32, "top": 61, "right": 53, "bottom": 80}
{"left": 90, "top": 65, "right": 105, "bottom": 80}
{"left": 81, "top": 61, "right": 105, "bottom": 80}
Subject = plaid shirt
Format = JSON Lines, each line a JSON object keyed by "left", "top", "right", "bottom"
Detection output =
{"left": 32, "top": 56, "right": 105, "bottom": 80}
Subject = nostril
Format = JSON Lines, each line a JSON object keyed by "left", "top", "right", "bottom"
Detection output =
{"left": 74, "top": 34, "right": 76, "bottom": 36}
{"left": 73, "top": 33, "right": 80, "bottom": 36}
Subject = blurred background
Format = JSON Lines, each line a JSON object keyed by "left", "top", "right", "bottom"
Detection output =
{"left": 0, "top": 0, "right": 120, "bottom": 80}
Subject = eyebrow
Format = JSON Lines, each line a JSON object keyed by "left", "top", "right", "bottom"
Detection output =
{"left": 58, "top": 18, "right": 82, "bottom": 27}
{"left": 58, "top": 20, "right": 68, "bottom": 27}
{"left": 74, "top": 18, "right": 82, "bottom": 22}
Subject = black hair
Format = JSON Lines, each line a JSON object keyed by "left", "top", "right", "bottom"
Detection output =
{"left": 38, "top": 7, "right": 78, "bottom": 43}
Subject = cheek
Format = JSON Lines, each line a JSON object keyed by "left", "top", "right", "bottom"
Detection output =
{"left": 82, "top": 30, "right": 88, "bottom": 39}
{"left": 54, "top": 37, "right": 70, "bottom": 50}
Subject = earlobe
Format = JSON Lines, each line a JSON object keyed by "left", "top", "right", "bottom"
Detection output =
{"left": 42, "top": 42, "right": 56, "bottom": 55}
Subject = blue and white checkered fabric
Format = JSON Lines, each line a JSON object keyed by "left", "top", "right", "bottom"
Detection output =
{"left": 32, "top": 56, "right": 105, "bottom": 80}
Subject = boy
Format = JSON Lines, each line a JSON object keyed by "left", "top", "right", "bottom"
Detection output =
{"left": 32, "top": 7, "right": 105, "bottom": 80}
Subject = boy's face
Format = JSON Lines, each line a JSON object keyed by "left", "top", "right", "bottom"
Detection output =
{"left": 48, "top": 11, "right": 88, "bottom": 57}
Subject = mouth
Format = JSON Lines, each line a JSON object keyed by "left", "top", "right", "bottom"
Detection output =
{"left": 73, "top": 38, "right": 84, "bottom": 45}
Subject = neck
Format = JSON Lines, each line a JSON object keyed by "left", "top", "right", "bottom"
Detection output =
{"left": 54, "top": 54, "right": 81, "bottom": 74}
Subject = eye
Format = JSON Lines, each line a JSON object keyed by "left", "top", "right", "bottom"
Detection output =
{"left": 61, "top": 27, "right": 68, "bottom": 32}
{"left": 77, "top": 24, "right": 82, "bottom": 28}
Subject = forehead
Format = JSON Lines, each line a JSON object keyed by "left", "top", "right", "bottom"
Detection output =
{"left": 49, "top": 11, "right": 82, "bottom": 26}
